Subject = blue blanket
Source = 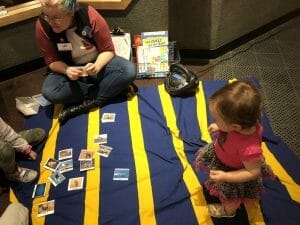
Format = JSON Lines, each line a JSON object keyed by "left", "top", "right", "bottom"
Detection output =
{"left": 12, "top": 80, "right": 300, "bottom": 225}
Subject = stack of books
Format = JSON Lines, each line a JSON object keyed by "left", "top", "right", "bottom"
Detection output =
{"left": 135, "top": 31, "right": 169, "bottom": 78}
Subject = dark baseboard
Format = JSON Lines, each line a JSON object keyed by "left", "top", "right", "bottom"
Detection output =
{"left": 180, "top": 9, "right": 300, "bottom": 59}
{"left": 0, "top": 58, "right": 45, "bottom": 82}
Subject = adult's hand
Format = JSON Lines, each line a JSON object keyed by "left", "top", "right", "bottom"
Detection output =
{"left": 65, "top": 67, "right": 83, "bottom": 80}
{"left": 84, "top": 63, "right": 100, "bottom": 76}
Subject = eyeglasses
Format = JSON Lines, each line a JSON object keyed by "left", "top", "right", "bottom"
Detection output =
{"left": 42, "top": 13, "right": 69, "bottom": 23}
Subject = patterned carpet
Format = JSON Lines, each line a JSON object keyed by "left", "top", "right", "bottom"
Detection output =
{"left": 210, "top": 16, "right": 300, "bottom": 158}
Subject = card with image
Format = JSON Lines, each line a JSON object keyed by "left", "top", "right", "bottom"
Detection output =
{"left": 58, "top": 148, "right": 73, "bottom": 160}
{"left": 72, "top": 66, "right": 88, "bottom": 77}
{"left": 80, "top": 159, "right": 95, "bottom": 171}
{"left": 97, "top": 145, "right": 113, "bottom": 158}
{"left": 101, "top": 113, "right": 116, "bottom": 123}
{"left": 57, "top": 159, "right": 73, "bottom": 173}
{"left": 48, "top": 171, "right": 66, "bottom": 187}
{"left": 113, "top": 168, "right": 130, "bottom": 181}
{"left": 43, "top": 158, "right": 60, "bottom": 172}
{"left": 94, "top": 134, "right": 107, "bottom": 144}
{"left": 37, "top": 200, "right": 55, "bottom": 217}
{"left": 32, "top": 183, "right": 47, "bottom": 198}
{"left": 68, "top": 177, "right": 84, "bottom": 191}
{"left": 78, "top": 149, "right": 94, "bottom": 161}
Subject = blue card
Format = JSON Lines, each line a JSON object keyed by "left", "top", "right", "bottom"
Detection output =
{"left": 32, "top": 183, "right": 47, "bottom": 198}
{"left": 113, "top": 168, "right": 130, "bottom": 181}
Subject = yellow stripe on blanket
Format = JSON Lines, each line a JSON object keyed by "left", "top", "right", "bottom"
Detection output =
{"left": 158, "top": 84, "right": 214, "bottom": 225}
{"left": 195, "top": 81, "right": 212, "bottom": 143}
{"left": 84, "top": 108, "right": 101, "bottom": 225}
{"left": 128, "top": 95, "right": 157, "bottom": 225}
{"left": 262, "top": 142, "right": 300, "bottom": 203}
{"left": 31, "top": 104, "right": 62, "bottom": 225}
{"left": 9, "top": 188, "right": 18, "bottom": 203}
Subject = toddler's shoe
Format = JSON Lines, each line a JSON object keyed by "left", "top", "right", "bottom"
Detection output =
{"left": 208, "top": 204, "right": 236, "bottom": 218}
{"left": 7, "top": 167, "right": 37, "bottom": 183}
{"left": 19, "top": 128, "right": 46, "bottom": 147}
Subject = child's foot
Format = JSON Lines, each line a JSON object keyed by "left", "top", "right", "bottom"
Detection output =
{"left": 7, "top": 167, "right": 37, "bottom": 183}
{"left": 18, "top": 128, "right": 46, "bottom": 147}
{"left": 207, "top": 204, "right": 236, "bottom": 218}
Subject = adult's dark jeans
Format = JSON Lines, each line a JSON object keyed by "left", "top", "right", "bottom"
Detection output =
{"left": 42, "top": 56, "right": 137, "bottom": 106}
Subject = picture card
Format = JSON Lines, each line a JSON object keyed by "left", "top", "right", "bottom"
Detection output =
{"left": 113, "top": 168, "right": 130, "bottom": 181}
{"left": 72, "top": 66, "right": 88, "bottom": 77}
{"left": 97, "top": 145, "right": 113, "bottom": 158}
{"left": 32, "top": 183, "right": 47, "bottom": 198}
{"left": 57, "top": 159, "right": 73, "bottom": 173}
{"left": 68, "top": 177, "right": 84, "bottom": 191}
{"left": 43, "top": 158, "right": 60, "bottom": 172}
{"left": 48, "top": 171, "right": 66, "bottom": 187}
{"left": 80, "top": 159, "right": 95, "bottom": 171}
{"left": 78, "top": 150, "right": 94, "bottom": 161}
{"left": 101, "top": 113, "right": 116, "bottom": 123}
{"left": 37, "top": 200, "right": 55, "bottom": 217}
{"left": 94, "top": 134, "right": 107, "bottom": 144}
{"left": 58, "top": 148, "right": 73, "bottom": 160}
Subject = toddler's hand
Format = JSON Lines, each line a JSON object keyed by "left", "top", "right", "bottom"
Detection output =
{"left": 28, "top": 150, "right": 37, "bottom": 160}
{"left": 208, "top": 123, "right": 219, "bottom": 134}
{"left": 209, "top": 169, "right": 226, "bottom": 183}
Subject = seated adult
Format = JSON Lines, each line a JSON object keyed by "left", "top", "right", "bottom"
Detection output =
{"left": 35, "top": 0, "right": 137, "bottom": 124}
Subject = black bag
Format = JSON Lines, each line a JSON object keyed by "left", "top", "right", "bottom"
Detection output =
{"left": 164, "top": 63, "right": 199, "bottom": 97}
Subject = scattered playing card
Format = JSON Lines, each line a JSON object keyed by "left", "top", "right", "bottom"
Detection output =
{"left": 94, "top": 134, "right": 107, "bottom": 144}
{"left": 32, "top": 183, "right": 47, "bottom": 198}
{"left": 72, "top": 66, "right": 88, "bottom": 77}
{"left": 80, "top": 159, "right": 95, "bottom": 171}
{"left": 48, "top": 171, "right": 66, "bottom": 187}
{"left": 78, "top": 150, "right": 94, "bottom": 161}
{"left": 58, "top": 148, "right": 73, "bottom": 160}
{"left": 113, "top": 168, "right": 130, "bottom": 181}
{"left": 37, "top": 200, "right": 55, "bottom": 217}
{"left": 97, "top": 145, "right": 113, "bottom": 158}
{"left": 44, "top": 158, "right": 60, "bottom": 172}
{"left": 68, "top": 177, "right": 84, "bottom": 191}
{"left": 57, "top": 159, "right": 73, "bottom": 173}
{"left": 101, "top": 113, "right": 116, "bottom": 123}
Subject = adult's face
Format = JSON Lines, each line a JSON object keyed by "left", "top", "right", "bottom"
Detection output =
{"left": 41, "top": 5, "right": 74, "bottom": 33}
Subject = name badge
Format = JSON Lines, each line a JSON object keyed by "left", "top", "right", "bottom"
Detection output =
{"left": 57, "top": 43, "right": 72, "bottom": 51}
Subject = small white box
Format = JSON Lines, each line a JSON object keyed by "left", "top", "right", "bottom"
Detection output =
{"left": 32, "top": 94, "right": 51, "bottom": 107}
{"left": 16, "top": 97, "right": 40, "bottom": 116}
